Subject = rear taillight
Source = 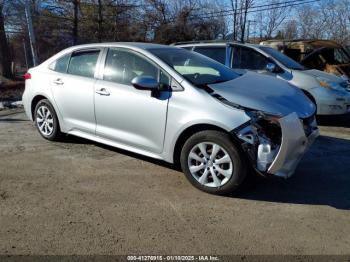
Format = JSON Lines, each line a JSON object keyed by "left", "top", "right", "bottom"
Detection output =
{"left": 24, "top": 72, "right": 31, "bottom": 80}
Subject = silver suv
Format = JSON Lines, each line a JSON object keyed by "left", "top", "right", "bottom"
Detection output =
{"left": 23, "top": 43, "right": 318, "bottom": 195}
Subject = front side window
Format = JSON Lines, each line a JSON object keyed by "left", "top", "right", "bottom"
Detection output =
{"left": 103, "top": 48, "right": 170, "bottom": 89}
{"left": 67, "top": 50, "right": 100, "bottom": 78}
{"left": 149, "top": 47, "right": 238, "bottom": 87}
{"left": 194, "top": 47, "right": 226, "bottom": 64}
{"left": 232, "top": 46, "right": 270, "bottom": 70}
{"left": 49, "top": 54, "right": 70, "bottom": 73}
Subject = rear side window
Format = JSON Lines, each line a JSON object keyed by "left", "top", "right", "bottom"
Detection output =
{"left": 67, "top": 50, "right": 100, "bottom": 78}
{"left": 194, "top": 47, "right": 226, "bottom": 64}
{"left": 49, "top": 54, "right": 70, "bottom": 73}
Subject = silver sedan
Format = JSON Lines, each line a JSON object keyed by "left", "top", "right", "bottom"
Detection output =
{"left": 22, "top": 43, "right": 318, "bottom": 195}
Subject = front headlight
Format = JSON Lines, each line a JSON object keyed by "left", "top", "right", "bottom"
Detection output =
{"left": 244, "top": 110, "right": 283, "bottom": 151}
{"left": 219, "top": 98, "right": 284, "bottom": 123}
{"left": 317, "top": 77, "right": 346, "bottom": 92}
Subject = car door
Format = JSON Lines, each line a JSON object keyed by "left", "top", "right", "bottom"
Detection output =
{"left": 50, "top": 48, "right": 102, "bottom": 133}
{"left": 94, "top": 47, "right": 171, "bottom": 154}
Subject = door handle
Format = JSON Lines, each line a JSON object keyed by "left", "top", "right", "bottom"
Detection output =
{"left": 53, "top": 79, "right": 64, "bottom": 85}
{"left": 95, "top": 88, "right": 110, "bottom": 96}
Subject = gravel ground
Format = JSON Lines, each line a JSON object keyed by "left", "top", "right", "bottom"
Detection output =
{"left": 0, "top": 110, "right": 349, "bottom": 255}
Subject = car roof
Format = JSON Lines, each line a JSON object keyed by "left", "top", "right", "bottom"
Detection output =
{"left": 174, "top": 41, "right": 262, "bottom": 49}
{"left": 66, "top": 42, "right": 173, "bottom": 51}
{"left": 41, "top": 42, "right": 184, "bottom": 70}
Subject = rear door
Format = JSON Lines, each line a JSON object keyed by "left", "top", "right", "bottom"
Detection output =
{"left": 94, "top": 47, "right": 171, "bottom": 154}
{"left": 50, "top": 48, "right": 102, "bottom": 134}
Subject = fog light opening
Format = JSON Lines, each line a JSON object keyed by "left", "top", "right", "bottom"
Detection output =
{"left": 257, "top": 140, "right": 278, "bottom": 172}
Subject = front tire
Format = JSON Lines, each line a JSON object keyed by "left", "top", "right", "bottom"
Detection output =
{"left": 180, "top": 130, "right": 247, "bottom": 195}
{"left": 34, "top": 99, "right": 62, "bottom": 141}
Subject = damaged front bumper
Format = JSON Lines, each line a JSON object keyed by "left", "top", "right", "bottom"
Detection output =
{"left": 267, "top": 112, "right": 319, "bottom": 178}
{"left": 235, "top": 112, "right": 319, "bottom": 179}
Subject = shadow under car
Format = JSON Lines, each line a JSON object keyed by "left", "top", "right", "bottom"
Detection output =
{"left": 235, "top": 135, "right": 350, "bottom": 210}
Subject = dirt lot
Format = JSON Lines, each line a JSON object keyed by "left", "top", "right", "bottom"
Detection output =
{"left": 0, "top": 109, "right": 350, "bottom": 255}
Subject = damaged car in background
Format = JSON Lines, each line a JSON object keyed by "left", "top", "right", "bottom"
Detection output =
{"left": 260, "top": 39, "right": 350, "bottom": 79}
{"left": 23, "top": 43, "right": 318, "bottom": 195}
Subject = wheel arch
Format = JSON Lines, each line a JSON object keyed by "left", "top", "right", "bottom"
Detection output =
{"left": 302, "top": 89, "right": 316, "bottom": 105}
{"left": 172, "top": 123, "right": 241, "bottom": 167}
{"left": 302, "top": 89, "right": 318, "bottom": 114}
{"left": 30, "top": 94, "right": 63, "bottom": 132}
{"left": 31, "top": 95, "right": 49, "bottom": 120}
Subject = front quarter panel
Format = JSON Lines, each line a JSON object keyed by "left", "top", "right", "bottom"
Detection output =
{"left": 288, "top": 70, "right": 320, "bottom": 92}
{"left": 291, "top": 70, "right": 350, "bottom": 115}
{"left": 162, "top": 81, "right": 251, "bottom": 163}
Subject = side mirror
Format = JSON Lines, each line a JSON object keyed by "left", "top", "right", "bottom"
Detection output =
{"left": 131, "top": 76, "right": 159, "bottom": 91}
{"left": 266, "top": 63, "right": 277, "bottom": 73}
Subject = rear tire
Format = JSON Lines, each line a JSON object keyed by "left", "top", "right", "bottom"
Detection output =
{"left": 34, "top": 99, "right": 62, "bottom": 141}
{"left": 180, "top": 130, "right": 247, "bottom": 195}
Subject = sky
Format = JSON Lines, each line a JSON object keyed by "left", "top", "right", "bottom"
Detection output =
{"left": 218, "top": 0, "right": 322, "bottom": 37}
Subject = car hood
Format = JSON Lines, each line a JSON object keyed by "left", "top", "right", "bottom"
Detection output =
{"left": 208, "top": 72, "right": 316, "bottom": 118}
{"left": 300, "top": 69, "right": 343, "bottom": 82}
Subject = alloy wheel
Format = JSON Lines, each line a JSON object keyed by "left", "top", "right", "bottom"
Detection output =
{"left": 187, "top": 142, "right": 233, "bottom": 187}
{"left": 36, "top": 105, "right": 54, "bottom": 136}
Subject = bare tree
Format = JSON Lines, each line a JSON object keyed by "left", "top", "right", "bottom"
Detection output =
{"left": 72, "top": 0, "right": 80, "bottom": 45}
{"left": 266, "top": 0, "right": 289, "bottom": 38}
{"left": 97, "top": 0, "right": 103, "bottom": 42}
{"left": 254, "top": 0, "right": 289, "bottom": 39}
{"left": 283, "top": 19, "right": 298, "bottom": 39}
{"left": 297, "top": 4, "right": 325, "bottom": 39}
{"left": 0, "top": 0, "right": 13, "bottom": 78}
{"left": 239, "top": 0, "right": 253, "bottom": 42}
{"left": 320, "top": 0, "right": 350, "bottom": 44}
{"left": 228, "top": 0, "right": 253, "bottom": 42}
{"left": 230, "top": 0, "right": 238, "bottom": 41}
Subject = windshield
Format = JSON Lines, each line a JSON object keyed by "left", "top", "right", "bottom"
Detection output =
{"left": 259, "top": 46, "right": 305, "bottom": 70}
{"left": 149, "top": 48, "right": 239, "bottom": 87}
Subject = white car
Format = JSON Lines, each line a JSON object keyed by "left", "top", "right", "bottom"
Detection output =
{"left": 175, "top": 41, "right": 350, "bottom": 115}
